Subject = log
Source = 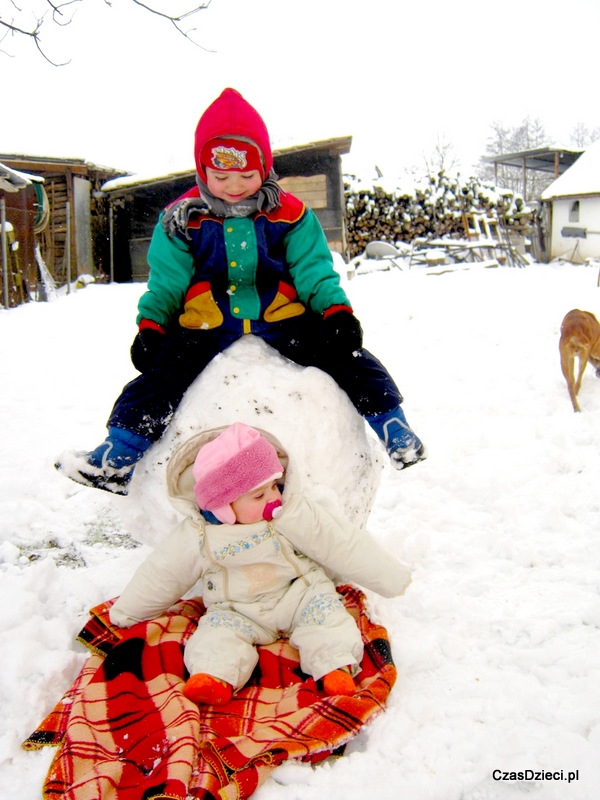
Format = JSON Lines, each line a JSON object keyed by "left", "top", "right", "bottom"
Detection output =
{"left": 344, "top": 173, "right": 533, "bottom": 258}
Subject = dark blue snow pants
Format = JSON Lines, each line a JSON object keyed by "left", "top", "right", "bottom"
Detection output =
{"left": 107, "top": 313, "right": 402, "bottom": 441}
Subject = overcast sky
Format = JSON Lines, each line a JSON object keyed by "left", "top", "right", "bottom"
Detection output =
{"left": 2, "top": 0, "right": 600, "bottom": 181}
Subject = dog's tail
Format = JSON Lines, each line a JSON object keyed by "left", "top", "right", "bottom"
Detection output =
{"left": 566, "top": 337, "right": 584, "bottom": 355}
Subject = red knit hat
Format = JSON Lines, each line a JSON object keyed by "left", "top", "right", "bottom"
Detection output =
{"left": 193, "top": 423, "right": 283, "bottom": 524}
{"left": 194, "top": 88, "right": 273, "bottom": 182}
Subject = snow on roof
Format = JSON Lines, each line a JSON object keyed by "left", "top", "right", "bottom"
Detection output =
{"left": 101, "top": 167, "right": 194, "bottom": 194}
{"left": 541, "top": 139, "right": 600, "bottom": 200}
{"left": 0, "top": 161, "right": 44, "bottom": 192}
{"left": 101, "top": 137, "right": 353, "bottom": 194}
{"left": 272, "top": 135, "right": 352, "bottom": 158}
{"left": 0, "top": 153, "right": 125, "bottom": 179}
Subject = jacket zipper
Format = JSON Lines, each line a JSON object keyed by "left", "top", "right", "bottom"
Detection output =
{"left": 268, "top": 521, "right": 309, "bottom": 587}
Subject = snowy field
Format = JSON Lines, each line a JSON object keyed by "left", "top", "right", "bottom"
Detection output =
{"left": 1, "top": 258, "right": 600, "bottom": 799}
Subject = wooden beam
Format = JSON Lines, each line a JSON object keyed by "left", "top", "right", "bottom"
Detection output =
{"left": 65, "top": 168, "right": 77, "bottom": 276}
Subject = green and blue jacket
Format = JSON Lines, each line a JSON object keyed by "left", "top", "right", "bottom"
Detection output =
{"left": 137, "top": 190, "right": 350, "bottom": 337}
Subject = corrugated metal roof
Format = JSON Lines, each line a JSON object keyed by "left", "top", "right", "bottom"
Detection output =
{"left": 484, "top": 147, "right": 584, "bottom": 175}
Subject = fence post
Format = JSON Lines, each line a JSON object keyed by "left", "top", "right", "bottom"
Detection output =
{"left": 66, "top": 200, "right": 71, "bottom": 294}
{"left": 1, "top": 198, "right": 8, "bottom": 310}
{"left": 109, "top": 203, "right": 115, "bottom": 283}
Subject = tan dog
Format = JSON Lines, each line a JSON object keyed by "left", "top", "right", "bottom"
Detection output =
{"left": 559, "top": 309, "right": 600, "bottom": 412}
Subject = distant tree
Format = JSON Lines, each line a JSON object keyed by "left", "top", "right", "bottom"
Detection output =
{"left": 477, "top": 116, "right": 554, "bottom": 201}
{"left": 0, "top": 0, "right": 212, "bottom": 65}
{"left": 423, "top": 133, "right": 460, "bottom": 176}
{"left": 478, "top": 120, "right": 512, "bottom": 186}
{"left": 569, "top": 122, "right": 600, "bottom": 148}
{"left": 511, "top": 116, "right": 548, "bottom": 151}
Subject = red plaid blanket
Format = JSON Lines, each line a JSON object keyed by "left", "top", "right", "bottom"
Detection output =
{"left": 23, "top": 585, "right": 396, "bottom": 800}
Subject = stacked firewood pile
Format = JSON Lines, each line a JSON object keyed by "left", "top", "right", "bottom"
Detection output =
{"left": 344, "top": 171, "right": 533, "bottom": 259}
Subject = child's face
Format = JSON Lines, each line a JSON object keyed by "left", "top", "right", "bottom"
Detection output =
{"left": 206, "top": 167, "right": 263, "bottom": 204}
{"left": 231, "top": 480, "right": 282, "bottom": 524}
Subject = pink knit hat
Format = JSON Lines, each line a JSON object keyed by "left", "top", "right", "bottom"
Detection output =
{"left": 193, "top": 423, "right": 283, "bottom": 524}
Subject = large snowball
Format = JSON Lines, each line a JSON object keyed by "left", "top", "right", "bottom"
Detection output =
{"left": 121, "top": 336, "right": 384, "bottom": 546}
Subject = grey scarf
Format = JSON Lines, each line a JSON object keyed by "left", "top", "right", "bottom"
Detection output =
{"left": 162, "top": 170, "right": 281, "bottom": 239}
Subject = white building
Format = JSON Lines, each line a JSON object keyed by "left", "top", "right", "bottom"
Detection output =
{"left": 541, "top": 140, "right": 600, "bottom": 263}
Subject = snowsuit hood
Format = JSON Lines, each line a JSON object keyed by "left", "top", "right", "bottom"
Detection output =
{"left": 194, "top": 88, "right": 273, "bottom": 183}
{"left": 166, "top": 425, "right": 292, "bottom": 522}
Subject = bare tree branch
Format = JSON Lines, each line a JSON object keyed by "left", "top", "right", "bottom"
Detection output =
{"left": 0, "top": 0, "right": 213, "bottom": 63}
{"left": 423, "top": 133, "right": 460, "bottom": 176}
{"left": 0, "top": 18, "right": 41, "bottom": 37}
{"left": 0, "top": 5, "right": 71, "bottom": 65}
{"left": 129, "top": 0, "right": 213, "bottom": 50}
{"left": 130, "top": 0, "right": 210, "bottom": 22}
{"left": 570, "top": 122, "right": 600, "bottom": 148}
{"left": 46, "top": 0, "right": 79, "bottom": 27}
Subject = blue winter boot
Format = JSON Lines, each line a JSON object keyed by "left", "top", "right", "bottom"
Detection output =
{"left": 366, "top": 406, "right": 426, "bottom": 470}
{"left": 54, "top": 427, "right": 153, "bottom": 494}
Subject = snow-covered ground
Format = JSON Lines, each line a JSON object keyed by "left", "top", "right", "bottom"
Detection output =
{"left": 1, "top": 257, "right": 600, "bottom": 799}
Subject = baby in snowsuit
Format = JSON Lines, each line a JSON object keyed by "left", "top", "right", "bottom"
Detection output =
{"left": 109, "top": 422, "right": 411, "bottom": 704}
{"left": 56, "top": 87, "right": 425, "bottom": 495}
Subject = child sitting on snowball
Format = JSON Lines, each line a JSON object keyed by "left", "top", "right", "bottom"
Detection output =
{"left": 56, "top": 87, "right": 425, "bottom": 495}
{"left": 109, "top": 422, "right": 411, "bottom": 703}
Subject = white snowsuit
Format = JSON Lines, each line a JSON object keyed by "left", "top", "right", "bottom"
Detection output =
{"left": 109, "top": 427, "right": 411, "bottom": 689}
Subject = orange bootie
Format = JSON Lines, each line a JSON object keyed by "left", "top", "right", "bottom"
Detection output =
{"left": 183, "top": 673, "right": 233, "bottom": 705}
{"left": 322, "top": 668, "right": 356, "bottom": 697}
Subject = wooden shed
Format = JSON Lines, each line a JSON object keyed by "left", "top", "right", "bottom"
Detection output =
{"left": 101, "top": 136, "right": 352, "bottom": 283}
{"left": 272, "top": 136, "right": 351, "bottom": 254}
{"left": 0, "top": 154, "right": 124, "bottom": 290}
{"left": 1, "top": 162, "right": 44, "bottom": 307}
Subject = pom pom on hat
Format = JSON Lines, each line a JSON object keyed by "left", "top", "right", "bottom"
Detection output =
{"left": 193, "top": 423, "right": 283, "bottom": 524}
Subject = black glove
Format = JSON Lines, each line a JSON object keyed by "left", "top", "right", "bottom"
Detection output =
{"left": 322, "top": 309, "right": 363, "bottom": 355}
{"left": 130, "top": 328, "right": 166, "bottom": 373}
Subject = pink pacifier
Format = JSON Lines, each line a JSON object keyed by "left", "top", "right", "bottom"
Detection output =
{"left": 263, "top": 499, "right": 283, "bottom": 521}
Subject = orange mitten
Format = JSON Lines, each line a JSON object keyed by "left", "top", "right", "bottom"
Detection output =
{"left": 322, "top": 668, "right": 356, "bottom": 697}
